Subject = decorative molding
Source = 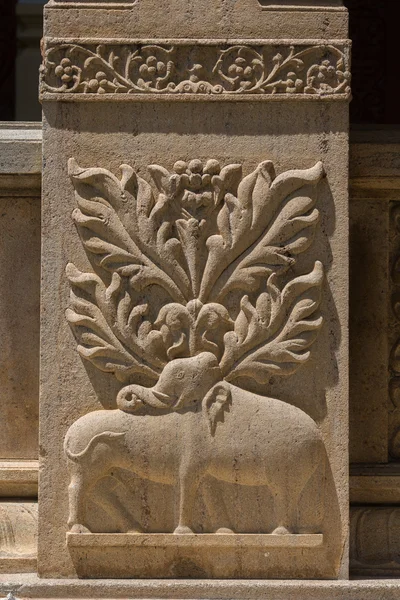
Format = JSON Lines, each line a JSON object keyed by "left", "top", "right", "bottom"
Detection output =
{"left": 40, "top": 39, "right": 351, "bottom": 101}
{"left": 6, "top": 578, "right": 400, "bottom": 599}
{"left": 350, "top": 463, "right": 400, "bottom": 504}
{"left": 66, "top": 532, "right": 324, "bottom": 578}
{"left": 258, "top": 1, "right": 346, "bottom": 11}
{"left": 0, "top": 461, "right": 39, "bottom": 498}
{"left": 0, "top": 502, "right": 37, "bottom": 574}
{"left": 350, "top": 506, "right": 400, "bottom": 575}
{"left": 47, "top": 0, "right": 138, "bottom": 6}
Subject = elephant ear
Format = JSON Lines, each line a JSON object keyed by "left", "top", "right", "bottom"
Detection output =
{"left": 202, "top": 383, "right": 232, "bottom": 436}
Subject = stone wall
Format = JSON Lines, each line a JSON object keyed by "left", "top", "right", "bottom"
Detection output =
{"left": 0, "top": 122, "right": 41, "bottom": 574}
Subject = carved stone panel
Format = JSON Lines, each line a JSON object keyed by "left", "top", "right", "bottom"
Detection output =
{"left": 39, "top": 108, "right": 349, "bottom": 579}
{"left": 39, "top": 0, "right": 349, "bottom": 581}
{"left": 0, "top": 175, "right": 40, "bottom": 460}
{"left": 349, "top": 197, "right": 389, "bottom": 463}
{"left": 63, "top": 158, "right": 334, "bottom": 576}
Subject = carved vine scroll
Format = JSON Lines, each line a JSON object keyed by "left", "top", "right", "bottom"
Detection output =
{"left": 41, "top": 40, "right": 351, "bottom": 99}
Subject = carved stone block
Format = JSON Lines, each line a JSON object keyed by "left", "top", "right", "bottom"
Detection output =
{"left": 0, "top": 124, "right": 41, "bottom": 461}
{"left": 66, "top": 533, "right": 324, "bottom": 578}
{"left": 0, "top": 502, "right": 37, "bottom": 574}
{"left": 350, "top": 506, "right": 400, "bottom": 576}
{"left": 349, "top": 196, "right": 389, "bottom": 463}
{"left": 39, "top": 0, "right": 349, "bottom": 579}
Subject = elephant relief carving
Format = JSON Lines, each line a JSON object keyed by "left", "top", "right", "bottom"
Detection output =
{"left": 64, "top": 156, "right": 328, "bottom": 535}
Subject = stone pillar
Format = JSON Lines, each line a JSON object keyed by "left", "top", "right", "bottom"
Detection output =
{"left": 39, "top": 0, "right": 350, "bottom": 579}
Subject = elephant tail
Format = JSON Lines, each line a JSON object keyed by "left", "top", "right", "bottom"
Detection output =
{"left": 64, "top": 431, "right": 126, "bottom": 462}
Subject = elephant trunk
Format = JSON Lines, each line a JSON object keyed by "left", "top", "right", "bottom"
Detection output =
{"left": 117, "top": 384, "right": 171, "bottom": 413}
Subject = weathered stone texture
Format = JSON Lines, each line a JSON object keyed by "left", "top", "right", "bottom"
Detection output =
{"left": 0, "top": 124, "right": 41, "bottom": 460}
{"left": 38, "top": 0, "right": 350, "bottom": 580}
{"left": 349, "top": 197, "right": 389, "bottom": 463}
{"left": 0, "top": 502, "right": 37, "bottom": 574}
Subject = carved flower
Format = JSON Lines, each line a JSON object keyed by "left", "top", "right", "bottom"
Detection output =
{"left": 87, "top": 71, "right": 109, "bottom": 94}
{"left": 149, "top": 159, "right": 242, "bottom": 222}
{"left": 305, "top": 59, "right": 351, "bottom": 94}
{"left": 54, "top": 58, "right": 74, "bottom": 84}
{"left": 214, "top": 47, "right": 264, "bottom": 92}
{"left": 140, "top": 56, "right": 166, "bottom": 78}
{"left": 284, "top": 71, "right": 304, "bottom": 94}
{"left": 227, "top": 56, "right": 261, "bottom": 90}
{"left": 176, "top": 159, "right": 218, "bottom": 216}
{"left": 136, "top": 55, "right": 170, "bottom": 89}
{"left": 188, "top": 63, "right": 205, "bottom": 84}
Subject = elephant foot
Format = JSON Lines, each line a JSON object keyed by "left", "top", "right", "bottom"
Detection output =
{"left": 127, "top": 528, "right": 143, "bottom": 534}
{"left": 216, "top": 527, "right": 234, "bottom": 534}
{"left": 69, "top": 523, "right": 91, "bottom": 534}
{"left": 272, "top": 525, "right": 292, "bottom": 535}
{"left": 174, "top": 525, "right": 194, "bottom": 534}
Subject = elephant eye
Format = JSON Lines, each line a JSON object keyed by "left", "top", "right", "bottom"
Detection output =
{"left": 176, "top": 370, "right": 185, "bottom": 380}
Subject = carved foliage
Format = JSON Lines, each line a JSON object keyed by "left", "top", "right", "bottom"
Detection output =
{"left": 66, "top": 157, "right": 325, "bottom": 388}
{"left": 42, "top": 41, "right": 350, "bottom": 98}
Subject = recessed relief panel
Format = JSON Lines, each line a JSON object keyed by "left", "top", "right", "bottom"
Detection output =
{"left": 60, "top": 156, "right": 342, "bottom": 578}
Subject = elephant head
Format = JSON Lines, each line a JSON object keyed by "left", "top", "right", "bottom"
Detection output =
{"left": 117, "top": 352, "right": 226, "bottom": 413}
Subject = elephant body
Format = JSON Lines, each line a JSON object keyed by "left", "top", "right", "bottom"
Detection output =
{"left": 65, "top": 359, "right": 324, "bottom": 534}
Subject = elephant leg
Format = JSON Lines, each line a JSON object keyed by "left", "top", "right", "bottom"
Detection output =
{"left": 271, "top": 466, "right": 318, "bottom": 534}
{"left": 174, "top": 468, "right": 203, "bottom": 535}
{"left": 201, "top": 476, "right": 234, "bottom": 534}
{"left": 95, "top": 478, "right": 143, "bottom": 533}
{"left": 67, "top": 466, "right": 93, "bottom": 533}
{"left": 271, "top": 488, "right": 299, "bottom": 535}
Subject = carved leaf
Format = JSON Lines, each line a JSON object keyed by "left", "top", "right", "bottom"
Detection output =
{"left": 201, "top": 162, "right": 324, "bottom": 302}
{"left": 68, "top": 159, "right": 187, "bottom": 304}
{"left": 66, "top": 157, "right": 325, "bottom": 394}
{"left": 65, "top": 263, "right": 162, "bottom": 382}
{"left": 221, "top": 262, "right": 324, "bottom": 382}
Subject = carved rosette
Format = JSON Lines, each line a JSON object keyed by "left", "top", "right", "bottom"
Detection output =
{"left": 41, "top": 40, "right": 351, "bottom": 100}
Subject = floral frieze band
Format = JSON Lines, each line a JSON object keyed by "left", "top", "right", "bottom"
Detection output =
{"left": 40, "top": 39, "right": 351, "bottom": 100}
